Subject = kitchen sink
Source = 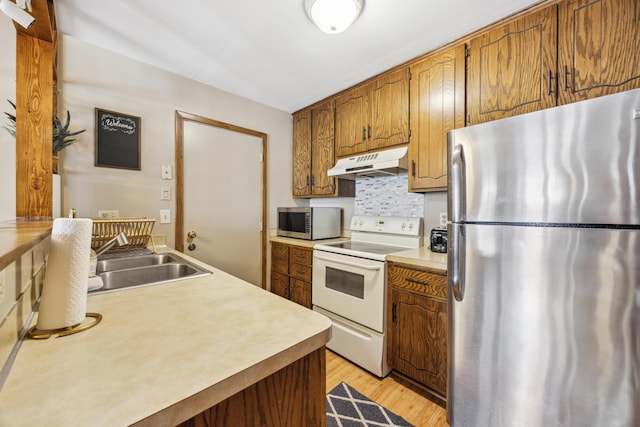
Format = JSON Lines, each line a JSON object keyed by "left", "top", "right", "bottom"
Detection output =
{"left": 91, "top": 252, "right": 212, "bottom": 294}
{"left": 96, "top": 254, "right": 177, "bottom": 274}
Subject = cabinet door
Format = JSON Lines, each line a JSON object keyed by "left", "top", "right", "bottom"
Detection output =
{"left": 369, "top": 68, "right": 410, "bottom": 151}
{"left": 292, "top": 109, "right": 312, "bottom": 197}
{"left": 310, "top": 100, "right": 336, "bottom": 196}
{"left": 558, "top": 0, "right": 640, "bottom": 105}
{"left": 409, "top": 45, "right": 466, "bottom": 192}
{"left": 271, "top": 271, "right": 290, "bottom": 300}
{"left": 467, "top": 5, "right": 557, "bottom": 124}
{"left": 390, "top": 288, "right": 447, "bottom": 395}
{"left": 289, "top": 278, "right": 312, "bottom": 308}
{"left": 335, "top": 84, "right": 370, "bottom": 157}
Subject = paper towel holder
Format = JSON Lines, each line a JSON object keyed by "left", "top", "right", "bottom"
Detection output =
{"left": 27, "top": 312, "right": 102, "bottom": 339}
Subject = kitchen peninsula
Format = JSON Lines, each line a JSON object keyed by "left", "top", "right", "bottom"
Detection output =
{"left": 0, "top": 228, "right": 331, "bottom": 426}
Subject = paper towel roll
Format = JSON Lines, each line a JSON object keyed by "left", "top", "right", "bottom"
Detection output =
{"left": 37, "top": 218, "right": 93, "bottom": 330}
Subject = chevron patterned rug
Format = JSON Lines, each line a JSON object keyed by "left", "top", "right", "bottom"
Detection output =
{"left": 326, "top": 382, "right": 414, "bottom": 427}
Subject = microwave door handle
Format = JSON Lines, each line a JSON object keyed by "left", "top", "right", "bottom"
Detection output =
{"left": 314, "top": 254, "right": 382, "bottom": 271}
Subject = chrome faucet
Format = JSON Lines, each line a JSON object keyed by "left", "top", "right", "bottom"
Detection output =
{"left": 95, "top": 232, "right": 130, "bottom": 256}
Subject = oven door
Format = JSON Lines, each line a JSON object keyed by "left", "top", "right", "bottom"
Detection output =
{"left": 312, "top": 249, "right": 386, "bottom": 332}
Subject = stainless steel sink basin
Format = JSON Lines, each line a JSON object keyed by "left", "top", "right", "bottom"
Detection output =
{"left": 96, "top": 254, "right": 176, "bottom": 274}
{"left": 91, "top": 252, "right": 211, "bottom": 294}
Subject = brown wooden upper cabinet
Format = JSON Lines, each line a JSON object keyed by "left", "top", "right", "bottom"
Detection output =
{"left": 292, "top": 108, "right": 312, "bottom": 197}
{"left": 292, "top": 100, "right": 355, "bottom": 198}
{"left": 409, "top": 44, "right": 466, "bottom": 192}
{"left": 467, "top": 5, "right": 558, "bottom": 125}
{"left": 335, "top": 68, "right": 409, "bottom": 157}
{"left": 557, "top": 0, "right": 640, "bottom": 105}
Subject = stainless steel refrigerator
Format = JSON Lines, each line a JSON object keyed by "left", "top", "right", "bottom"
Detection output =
{"left": 447, "top": 89, "right": 640, "bottom": 427}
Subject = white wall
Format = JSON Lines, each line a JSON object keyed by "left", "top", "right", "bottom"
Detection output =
{"left": 0, "top": 17, "right": 16, "bottom": 221}
{"left": 59, "top": 35, "right": 296, "bottom": 248}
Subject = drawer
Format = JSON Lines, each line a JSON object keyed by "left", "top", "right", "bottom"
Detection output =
{"left": 289, "top": 262, "right": 312, "bottom": 282}
{"left": 289, "top": 247, "right": 312, "bottom": 266}
{"left": 388, "top": 265, "right": 447, "bottom": 300}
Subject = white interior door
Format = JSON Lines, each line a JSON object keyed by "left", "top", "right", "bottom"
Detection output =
{"left": 183, "top": 120, "right": 263, "bottom": 286}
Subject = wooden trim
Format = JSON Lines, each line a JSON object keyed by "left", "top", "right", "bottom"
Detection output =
{"left": 15, "top": 31, "right": 54, "bottom": 218}
{"left": 174, "top": 111, "right": 268, "bottom": 289}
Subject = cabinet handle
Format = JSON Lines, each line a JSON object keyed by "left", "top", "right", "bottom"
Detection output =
{"left": 392, "top": 302, "right": 397, "bottom": 323}
{"left": 406, "top": 277, "right": 428, "bottom": 287}
{"left": 362, "top": 127, "right": 366, "bottom": 141}
{"left": 306, "top": 175, "right": 310, "bottom": 187}
{"left": 367, "top": 124, "right": 371, "bottom": 140}
{"left": 547, "top": 70, "right": 556, "bottom": 95}
{"left": 563, "top": 65, "right": 571, "bottom": 91}
{"left": 310, "top": 175, "right": 315, "bottom": 187}
{"left": 411, "top": 160, "right": 416, "bottom": 177}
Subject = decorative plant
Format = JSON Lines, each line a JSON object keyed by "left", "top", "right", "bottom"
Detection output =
{"left": 53, "top": 110, "right": 86, "bottom": 153}
{"left": 3, "top": 99, "right": 86, "bottom": 154}
{"left": 2, "top": 100, "right": 16, "bottom": 138}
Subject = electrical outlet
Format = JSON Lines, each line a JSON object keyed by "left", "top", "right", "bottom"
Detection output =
{"left": 439, "top": 212, "right": 448, "bottom": 227}
{"left": 98, "top": 210, "right": 119, "bottom": 218}
{"left": 161, "top": 164, "right": 172, "bottom": 180}
{"left": 160, "top": 209, "right": 171, "bottom": 224}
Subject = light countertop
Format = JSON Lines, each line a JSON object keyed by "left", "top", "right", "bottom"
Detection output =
{"left": 387, "top": 247, "right": 447, "bottom": 272}
{"left": 271, "top": 235, "right": 447, "bottom": 272}
{"left": 0, "top": 251, "right": 331, "bottom": 426}
{"left": 269, "top": 235, "right": 349, "bottom": 248}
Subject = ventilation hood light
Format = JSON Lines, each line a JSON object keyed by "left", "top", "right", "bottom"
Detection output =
{"left": 327, "top": 146, "right": 408, "bottom": 179}
{"left": 305, "top": 0, "right": 364, "bottom": 34}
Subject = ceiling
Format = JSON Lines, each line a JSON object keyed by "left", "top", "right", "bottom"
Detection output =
{"left": 54, "top": 0, "right": 541, "bottom": 113}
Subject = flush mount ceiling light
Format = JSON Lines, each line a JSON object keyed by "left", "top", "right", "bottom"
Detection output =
{"left": 305, "top": 0, "right": 364, "bottom": 34}
{"left": 0, "top": 0, "right": 35, "bottom": 29}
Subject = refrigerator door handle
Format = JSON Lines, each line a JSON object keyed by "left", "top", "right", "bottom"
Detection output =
{"left": 450, "top": 144, "right": 466, "bottom": 222}
{"left": 451, "top": 223, "right": 466, "bottom": 301}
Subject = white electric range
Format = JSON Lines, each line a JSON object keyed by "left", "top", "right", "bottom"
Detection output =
{"left": 312, "top": 215, "right": 423, "bottom": 377}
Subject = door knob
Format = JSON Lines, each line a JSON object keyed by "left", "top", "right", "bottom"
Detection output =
{"left": 187, "top": 230, "right": 197, "bottom": 239}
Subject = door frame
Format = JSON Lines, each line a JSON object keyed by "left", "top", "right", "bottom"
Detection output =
{"left": 175, "top": 110, "right": 268, "bottom": 288}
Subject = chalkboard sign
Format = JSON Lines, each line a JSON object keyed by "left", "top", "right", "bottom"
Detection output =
{"left": 95, "top": 108, "right": 141, "bottom": 170}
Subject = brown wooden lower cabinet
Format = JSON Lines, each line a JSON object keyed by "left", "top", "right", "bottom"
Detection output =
{"left": 178, "top": 347, "right": 326, "bottom": 426}
{"left": 270, "top": 241, "right": 312, "bottom": 309}
{"left": 387, "top": 262, "right": 447, "bottom": 405}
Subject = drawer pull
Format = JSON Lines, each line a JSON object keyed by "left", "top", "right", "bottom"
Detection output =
{"left": 406, "top": 278, "right": 428, "bottom": 286}
{"left": 294, "top": 253, "right": 306, "bottom": 259}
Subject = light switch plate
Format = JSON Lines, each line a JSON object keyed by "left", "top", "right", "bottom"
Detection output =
{"left": 160, "top": 187, "right": 171, "bottom": 201}
{"left": 160, "top": 209, "right": 171, "bottom": 224}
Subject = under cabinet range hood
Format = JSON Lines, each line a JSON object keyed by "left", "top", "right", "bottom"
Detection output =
{"left": 327, "top": 146, "right": 408, "bottom": 179}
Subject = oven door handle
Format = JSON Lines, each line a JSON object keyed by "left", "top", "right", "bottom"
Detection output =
{"left": 314, "top": 254, "right": 382, "bottom": 271}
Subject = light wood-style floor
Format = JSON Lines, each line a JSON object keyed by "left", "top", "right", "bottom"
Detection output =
{"left": 326, "top": 350, "right": 448, "bottom": 427}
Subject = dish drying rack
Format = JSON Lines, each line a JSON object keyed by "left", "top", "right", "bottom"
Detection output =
{"left": 91, "top": 217, "right": 156, "bottom": 253}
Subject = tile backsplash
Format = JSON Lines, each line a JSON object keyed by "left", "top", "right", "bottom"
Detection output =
{"left": 355, "top": 173, "right": 424, "bottom": 217}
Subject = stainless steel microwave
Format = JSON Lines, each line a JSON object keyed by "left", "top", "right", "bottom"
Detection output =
{"left": 277, "top": 207, "right": 341, "bottom": 240}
